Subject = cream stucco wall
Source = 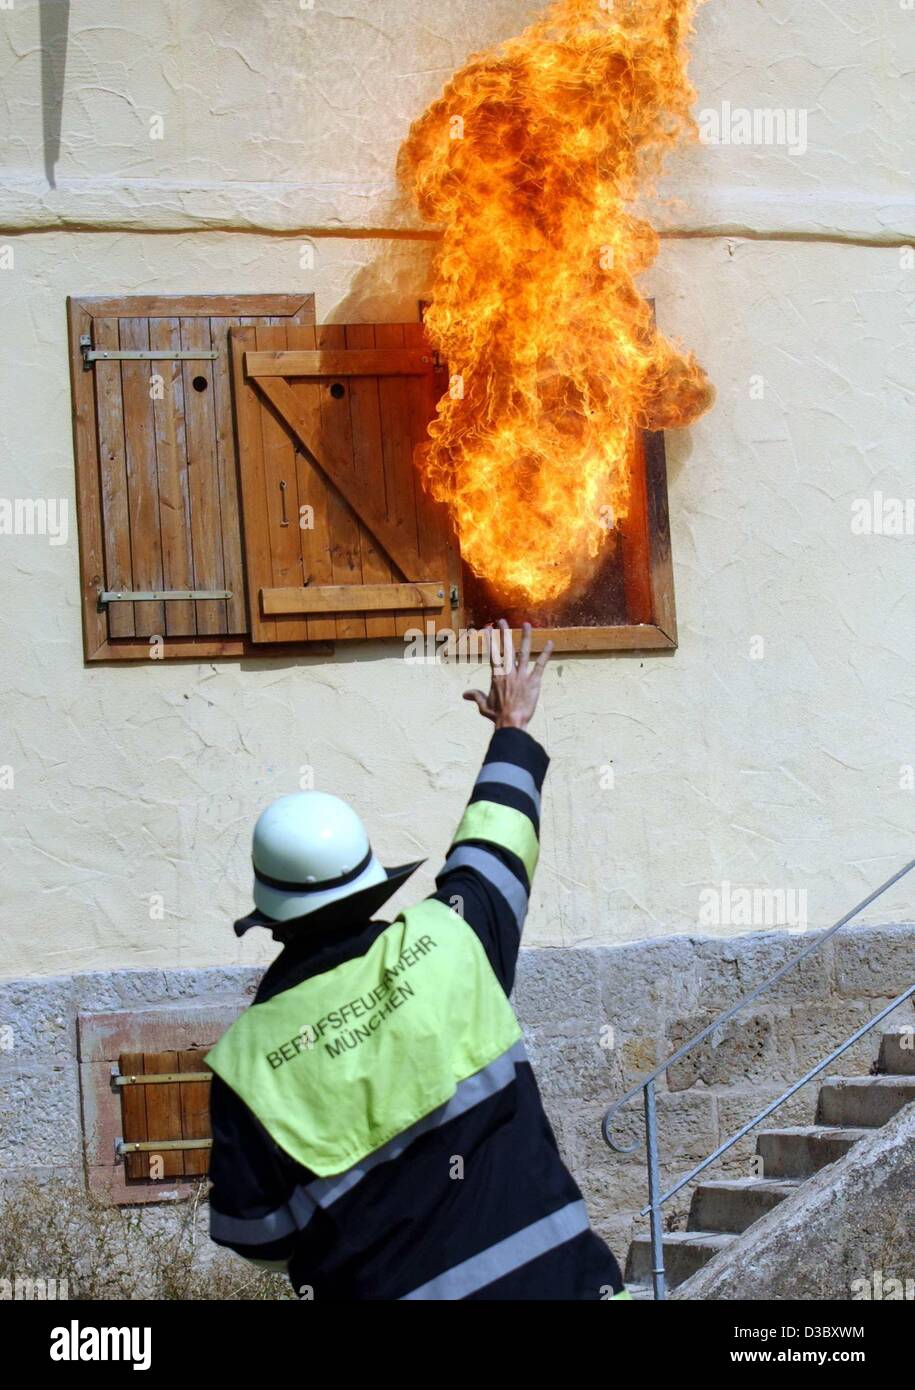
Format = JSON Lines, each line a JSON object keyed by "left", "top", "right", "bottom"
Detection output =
{"left": 1, "top": 1, "right": 913, "bottom": 979}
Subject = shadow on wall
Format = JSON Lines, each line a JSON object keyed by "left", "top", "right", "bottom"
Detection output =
{"left": 39, "top": 0, "right": 70, "bottom": 188}
{"left": 320, "top": 239, "right": 438, "bottom": 328}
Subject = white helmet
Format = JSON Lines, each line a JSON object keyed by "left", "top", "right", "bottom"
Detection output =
{"left": 242, "top": 792, "right": 422, "bottom": 931}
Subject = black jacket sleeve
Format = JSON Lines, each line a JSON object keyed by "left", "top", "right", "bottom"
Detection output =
{"left": 431, "top": 726, "right": 549, "bottom": 994}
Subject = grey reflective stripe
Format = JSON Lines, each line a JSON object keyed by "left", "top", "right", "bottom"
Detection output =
{"left": 439, "top": 845, "right": 529, "bottom": 921}
{"left": 211, "top": 1041, "right": 527, "bottom": 1246}
{"left": 400, "top": 1199, "right": 591, "bottom": 1300}
{"left": 315, "top": 1038, "right": 527, "bottom": 1207}
{"left": 209, "top": 1183, "right": 317, "bottom": 1246}
{"left": 475, "top": 761, "right": 541, "bottom": 816}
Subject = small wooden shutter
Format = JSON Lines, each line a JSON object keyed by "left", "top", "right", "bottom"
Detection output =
{"left": 69, "top": 293, "right": 318, "bottom": 661}
{"left": 231, "top": 322, "right": 461, "bottom": 642}
{"left": 117, "top": 1050, "right": 212, "bottom": 1181}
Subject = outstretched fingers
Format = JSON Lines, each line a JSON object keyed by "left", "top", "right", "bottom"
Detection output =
{"left": 519, "top": 620, "right": 533, "bottom": 670}
{"left": 533, "top": 638, "right": 555, "bottom": 677}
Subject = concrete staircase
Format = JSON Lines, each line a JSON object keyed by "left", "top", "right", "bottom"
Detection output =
{"left": 625, "top": 1028, "right": 915, "bottom": 1297}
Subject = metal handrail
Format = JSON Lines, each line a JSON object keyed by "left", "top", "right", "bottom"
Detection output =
{"left": 602, "top": 856, "right": 915, "bottom": 1301}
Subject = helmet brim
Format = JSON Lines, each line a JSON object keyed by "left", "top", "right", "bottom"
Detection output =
{"left": 233, "top": 860, "right": 425, "bottom": 937}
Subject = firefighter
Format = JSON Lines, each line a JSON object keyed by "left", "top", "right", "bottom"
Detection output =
{"left": 207, "top": 620, "right": 628, "bottom": 1300}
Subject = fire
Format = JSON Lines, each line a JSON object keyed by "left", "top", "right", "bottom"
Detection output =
{"left": 398, "top": 0, "right": 715, "bottom": 605}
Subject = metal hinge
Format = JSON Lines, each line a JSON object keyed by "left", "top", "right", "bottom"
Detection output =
{"left": 99, "top": 589, "right": 232, "bottom": 607}
{"left": 451, "top": 583, "right": 460, "bottom": 609}
{"left": 113, "top": 1070, "right": 212, "bottom": 1087}
{"left": 80, "top": 334, "right": 217, "bottom": 369}
{"left": 116, "top": 1137, "right": 212, "bottom": 1157}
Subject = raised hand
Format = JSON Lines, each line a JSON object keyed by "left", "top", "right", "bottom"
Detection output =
{"left": 463, "top": 620, "right": 554, "bottom": 730}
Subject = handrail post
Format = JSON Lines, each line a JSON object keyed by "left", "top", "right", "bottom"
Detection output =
{"left": 644, "top": 1079, "right": 666, "bottom": 1301}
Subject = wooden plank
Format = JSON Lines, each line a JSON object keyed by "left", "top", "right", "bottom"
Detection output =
{"left": 246, "top": 348, "right": 429, "bottom": 378}
{"left": 120, "top": 318, "right": 165, "bottom": 635}
{"left": 118, "top": 1051, "right": 148, "bottom": 1181}
{"left": 263, "top": 582, "right": 446, "bottom": 615}
{"left": 178, "top": 1050, "right": 211, "bottom": 1178}
{"left": 520, "top": 624, "right": 675, "bottom": 652}
{"left": 344, "top": 324, "right": 395, "bottom": 639}
{"left": 644, "top": 429, "right": 678, "bottom": 643}
{"left": 68, "top": 300, "right": 110, "bottom": 660}
{"left": 285, "top": 324, "right": 336, "bottom": 642}
{"left": 403, "top": 320, "right": 453, "bottom": 636}
{"left": 93, "top": 317, "right": 134, "bottom": 639}
{"left": 181, "top": 317, "right": 227, "bottom": 633}
{"left": 82, "top": 294, "right": 315, "bottom": 320}
{"left": 149, "top": 318, "right": 195, "bottom": 636}
{"left": 430, "top": 624, "right": 673, "bottom": 655}
{"left": 375, "top": 324, "right": 422, "bottom": 638}
{"left": 256, "top": 324, "right": 311, "bottom": 642}
{"left": 231, "top": 326, "right": 277, "bottom": 643}
{"left": 256, "top": 375, "right": 423, "bottom": 583}
{"left": 210, "top": 316, "right": 248, "bottom": 633}
{"left": 142, "top": 1050, "right": 184, "bottom": 1178}
{"left": 89, "top": 635, "right": 333, "bottom": 662}
{"left": 618, "top": 427, "right": 654, "bottom": 627}
{"left": 315, "top": 323, "right": 366, "bottom": 639}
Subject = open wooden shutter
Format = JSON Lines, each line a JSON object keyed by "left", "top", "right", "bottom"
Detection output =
{"left": 231, "top": 322, "right": 461, "bottom": 642}
{"left": 69, "top": 293, "right": 319, "bottom": 661}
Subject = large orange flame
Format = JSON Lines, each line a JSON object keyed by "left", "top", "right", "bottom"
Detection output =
{"left": 398, "top": 0, "right": 715, "bottom": 605}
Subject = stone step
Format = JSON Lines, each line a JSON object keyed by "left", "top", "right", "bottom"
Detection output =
{"left": 688, "top": 1177, "right": 800, "bottom": 1234}
{"left": 816, "top": 1075, "right": 915, "bottom": 1127}
{"left": 878, "top": 1030, "right": 915, "bottom": 1076}
{"left": 625, "top": 1231, "right": 736, "bottom": 1288}
{"left": 625, "top": 1283, "right": 655, "bottom": 1301}
{"left": 755, "top": 1125, "right": 870, "bottom": 1179}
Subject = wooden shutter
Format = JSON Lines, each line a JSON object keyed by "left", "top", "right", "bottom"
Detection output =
{"left": 117, "top": 1050, "right": 212, "bottom": 1182}
{"left": 231, "top": 322, "right": 461, "bottom": 642}
{"left": 68, "top": 293, "right": 327, "bottom": 661}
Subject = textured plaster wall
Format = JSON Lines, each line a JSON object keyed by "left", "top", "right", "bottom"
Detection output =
{"left": 0, "top": 0, "right": 911, "bottom": 238}
{"left": 0, "top": 1, "right": 913, "bottom": 978}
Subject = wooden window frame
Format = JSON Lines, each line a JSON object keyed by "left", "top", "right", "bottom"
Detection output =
{"left": 515, "top": 429, "right": 677, "bottom": 654}
{"left": 77, "top": 1001, "right": 242, "bottom": 1204}
{"left": 69, "top": 294, "right": 678, "bottom": 659}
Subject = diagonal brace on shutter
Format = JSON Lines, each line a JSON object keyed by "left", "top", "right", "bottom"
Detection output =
{"left": 263, "top": 582, "right": 447, "bottom": 616}
{"left": 251, "top": 374, "right": 425, "bottom": 581}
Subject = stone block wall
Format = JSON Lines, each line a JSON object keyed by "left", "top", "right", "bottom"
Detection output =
{"left": 1, "top": 924, "right": 911, "bottom": 1265}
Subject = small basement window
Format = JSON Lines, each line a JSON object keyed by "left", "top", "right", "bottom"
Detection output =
{"left": 77, "top": 1002, "right": 241, "bottom": 1204}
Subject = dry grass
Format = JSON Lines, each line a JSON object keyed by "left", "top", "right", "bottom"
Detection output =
{"left": 0, "top": 1178, "right": 295, "bottom": 1300}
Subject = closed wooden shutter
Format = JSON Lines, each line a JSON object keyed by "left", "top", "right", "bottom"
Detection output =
{"left": 231, "top": 322, "right": 462, "bottom": 642}
{"left": 69, "top": 293, "right": 321, "bottom": 661}
{"left": 117, "top": 1050, "right": 212, "bottom": 1182}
